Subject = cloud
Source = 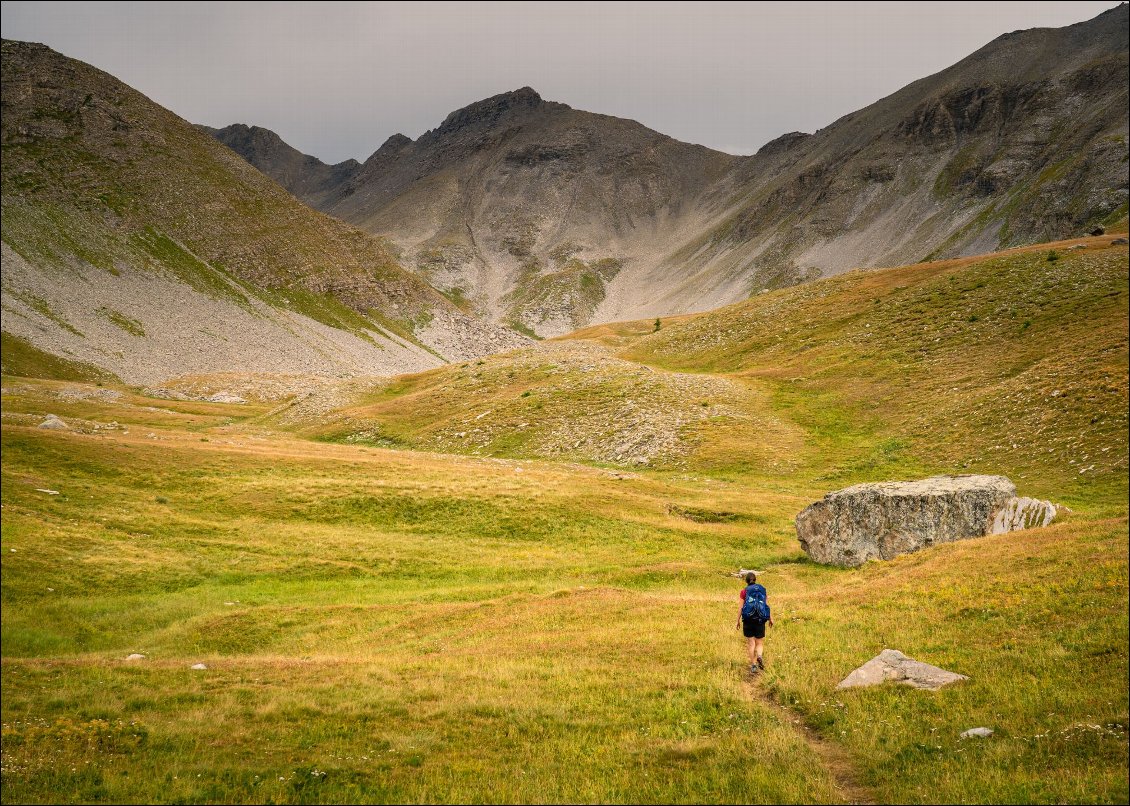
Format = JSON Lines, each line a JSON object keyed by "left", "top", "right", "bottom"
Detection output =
{"left": 2, "top": 1, "right": 1121, "bottom": 162}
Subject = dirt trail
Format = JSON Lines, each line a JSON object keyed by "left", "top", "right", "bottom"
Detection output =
{"left": 745, "top": 677, "right": 876, "bottom": 805}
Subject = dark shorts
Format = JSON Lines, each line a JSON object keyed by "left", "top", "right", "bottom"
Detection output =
{"left": 742, "top": 618, "right": 766, "bottom": 639}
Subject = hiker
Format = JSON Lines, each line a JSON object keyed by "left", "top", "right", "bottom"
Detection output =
{"left": 736, "top": 571, "right": 773, "bottom": 672}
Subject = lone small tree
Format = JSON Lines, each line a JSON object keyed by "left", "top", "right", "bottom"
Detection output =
{"left": 653, "top": 318, "right": 661, "bottom": 332}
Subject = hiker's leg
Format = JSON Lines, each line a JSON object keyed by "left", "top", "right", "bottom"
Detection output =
{"left": 747, "top": 636, "right": 757, "bottom": 665}
{"left": 753, "top": 637, "right": 764, "bottom": 662}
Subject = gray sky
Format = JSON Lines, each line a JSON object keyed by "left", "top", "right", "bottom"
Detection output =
{"left": 1, "top": 1, "right": 1122, "bottom": 162}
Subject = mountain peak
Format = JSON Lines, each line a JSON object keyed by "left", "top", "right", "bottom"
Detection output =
{"left": 429, "top": 87, "right": 559, "bottom": 139}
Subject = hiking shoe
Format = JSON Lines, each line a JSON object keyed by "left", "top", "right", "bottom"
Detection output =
{"left": 749, "top": 663, "right": 759, "bottom": 675}
{"left": 756, "top": 657, "right": 765, "bottom": 670}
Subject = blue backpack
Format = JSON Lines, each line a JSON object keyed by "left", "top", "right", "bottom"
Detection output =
{"left": 741, "top": 584, "right": 770, "bottom": 622}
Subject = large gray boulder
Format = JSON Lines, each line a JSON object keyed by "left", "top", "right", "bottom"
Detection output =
{"left": 795, "top": 475, "right": 1055, "bottom": 567}
{"left": 837, "top": 649, "right": 968, "bottom": 690}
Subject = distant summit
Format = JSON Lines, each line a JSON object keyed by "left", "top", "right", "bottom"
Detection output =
{"left": 200, "top": 123, "right": 360, "bottom": 207}
{"left": 431, "top": 87, "right": 556, "bottom": 138}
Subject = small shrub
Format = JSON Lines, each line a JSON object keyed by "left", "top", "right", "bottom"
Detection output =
{"left": 1047, "top": 250, "right": 1060, "bottom": 262}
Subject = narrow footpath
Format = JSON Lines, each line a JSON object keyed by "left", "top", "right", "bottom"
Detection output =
{"left": 745, "top": 677, "right": 877, "bottom": 805}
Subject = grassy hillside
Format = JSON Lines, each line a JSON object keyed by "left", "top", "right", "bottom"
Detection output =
{"left": 307, "top": 237, "right": 1128, "bottom": 508}
{"left": 297, "top": 341, "right": 804, "bottom": 471}
{"left": 616, "top": 237, "right": 1128, "bottom": 512}
{"left": 1, "top": 40, "right": 525, "bottom": 382}
{"left": 0, "top": 39, "right": 448, "bottom": 323}
{"left": 2, "top": 239, "right": 1126, "bottom": 803}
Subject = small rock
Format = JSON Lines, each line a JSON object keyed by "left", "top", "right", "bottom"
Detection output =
{"left": 1112, "top": 237, "right": 1128, "bottom": 245}
{"left": 837, "top": 649, "right": 968, "bottom": 690}
{"left": 38, "top": 414, "right": 69, "bottom": 430}
{"left": 1089, "top": 225, "right": 1105, "bottom": 236}
{"left": 190, "top": 663, "right": 208, "bottom": 670}
{"left": 961, "top": 727, "right": 994, "bottom": 739}
{"left": 35, "top": 488, "right": 60, "bottom": 495}
{"left": 126, "top": 653, "right": 146, "bottom": 661}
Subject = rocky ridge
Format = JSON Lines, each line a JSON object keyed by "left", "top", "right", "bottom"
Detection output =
{"left": 199, "top": 123, "right": 361, "bottom": 209}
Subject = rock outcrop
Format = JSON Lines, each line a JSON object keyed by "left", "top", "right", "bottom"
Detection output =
{"left": 837, "top": 649, "right": 968, "bottom": 690}
{"left": 37, "top": 414, "right": 69, "bottom": 430}
{"left": 795, "top": 475, "right": 1056, "bottom": 567}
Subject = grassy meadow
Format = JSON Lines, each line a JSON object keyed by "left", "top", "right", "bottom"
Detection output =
{"left": 2, "top": 238, "right": 1127, "bottom": 803}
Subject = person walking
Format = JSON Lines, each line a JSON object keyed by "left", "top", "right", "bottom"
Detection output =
{"left": 736, "top": 571, "right": 773, "bottom": 673}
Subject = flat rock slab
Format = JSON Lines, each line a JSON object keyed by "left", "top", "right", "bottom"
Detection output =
{"left": 795, "top": 475, "right": 1055, "bottom": 567}
{"left": 837, "top": 649, "right": 968, "bottom": 690}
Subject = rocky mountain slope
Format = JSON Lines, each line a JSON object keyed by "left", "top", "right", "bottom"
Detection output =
{"left": 0, "top": 40, "right": 525, "bottom": 385}
{"left": 666, "top": 1, "right": 1130, "bottom": 317}
{"left": 212, "top": 87, "right": 739, "bottom": 336}
{"left": 211, "top": 4, "right": 1129, "bottom": 336}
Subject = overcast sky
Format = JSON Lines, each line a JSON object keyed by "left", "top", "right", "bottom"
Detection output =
{"left": 1, "top": 1, "right": 1122, "bottom": 163}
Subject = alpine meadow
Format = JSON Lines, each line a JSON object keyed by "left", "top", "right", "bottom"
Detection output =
{"left": 1, "top": 4, "right": 1127, "bottom": 805}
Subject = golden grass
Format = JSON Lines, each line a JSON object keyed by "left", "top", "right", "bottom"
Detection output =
{"left": 2, "top": 239, "right": 1127, "bottom": 803}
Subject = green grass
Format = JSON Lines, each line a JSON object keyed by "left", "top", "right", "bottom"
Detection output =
{"left": 0, "top": 333, "right": 118, "bottom": 384}
{"left": 2, "top": 240, "right": 1127, "bottom": 803}
{"left": 766, "top": 517, "right": 1127, "bottom": 804}
{"left": 96, "top": 308, "right": 144, "bottom": 337}
{"left": 504, "top": 257, "right": 623, "bottom": 335}
{"left": 618, "top": 242, "right": 1129, "bottom": 510}
{"left": 0, "top": 392, "right": 841, "bottom": 804}
{"left": 128, "top": 227, "right": 252, "bottom": 308}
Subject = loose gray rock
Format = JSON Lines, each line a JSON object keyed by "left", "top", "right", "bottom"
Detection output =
{"left": 125, "top": 653, "right": 146, "bottom": 661}
{"left": 795, "top": 475, "right": 1055, "bottom": 567}
{"left": 961, "top": 727, "right": 995, "bottom": 739}
{"left": 837, "top": 649, "right": 968, "bottom": 690}
{"left": 205, "top": 392, "right": 247, "bottom": 404}
{"left": 1112, "top": 237, "right": 1128, "bottom": 245}
{"left": 190, "top": 663, "right": 208, "bottom": 670}
{"left": 990, "top": 496, "right": 1057, "bottom": 532}
{"left": 37, "top": 414, "right": 69, "bottom": 430}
